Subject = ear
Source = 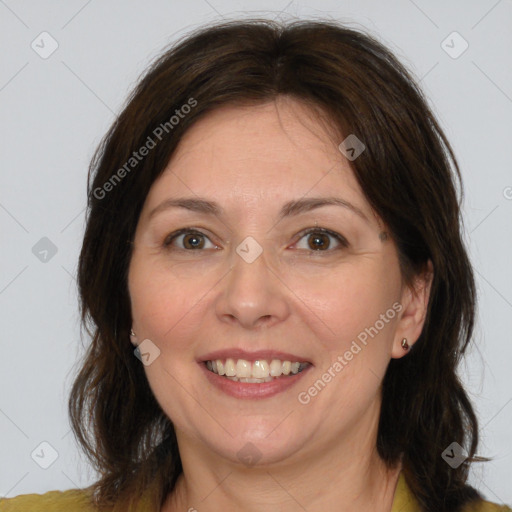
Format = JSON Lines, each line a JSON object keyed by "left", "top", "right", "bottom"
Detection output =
{"left": 129, "top": 327, "right": 139, "bottom": 346}
{"left": 391, "top": 260, "right": 434, "bottom": 359}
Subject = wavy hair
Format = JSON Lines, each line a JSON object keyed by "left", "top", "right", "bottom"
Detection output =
{"left": 70, "top": 18, "right": 486, "bottom": 511}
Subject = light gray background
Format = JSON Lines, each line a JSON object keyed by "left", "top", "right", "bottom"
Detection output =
{"left": 1, "top": 0, "right": 511, "bottom": 505}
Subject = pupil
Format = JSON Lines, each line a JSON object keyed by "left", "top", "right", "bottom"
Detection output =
{"left": 185, "top": 234, "right": 203, "bottom": 249}
{"left": 310, "top": 233, "right": 328, "bottom": 250}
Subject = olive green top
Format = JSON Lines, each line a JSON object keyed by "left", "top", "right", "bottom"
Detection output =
{"left": 1, "top": 472, "right": 510, "bottom": 511}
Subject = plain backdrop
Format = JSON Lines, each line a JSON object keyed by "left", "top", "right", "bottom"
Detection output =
{"left": 1, "top": 0, "right": 511, "bottom": 505}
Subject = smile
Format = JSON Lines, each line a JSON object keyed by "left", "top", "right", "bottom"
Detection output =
{"left": 205, "top": 358, "right": 310, "bottom": 383}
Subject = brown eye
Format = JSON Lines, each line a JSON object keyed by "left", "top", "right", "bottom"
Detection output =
{"left": 294, "top": 228, "right": 348, "bottom": 252}
{"left": 307, "top": 232, "right": 330, "bottom": 250}
{"left": 182, "top": 233, "right": 205, "bottom": 249}
{"left": 164, "top": 229, "right": 216, "bottom": 250}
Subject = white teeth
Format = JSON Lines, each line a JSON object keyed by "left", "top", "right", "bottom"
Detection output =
{"left": 225, "top": 376, "right": 274, "bottom": 383}
{"left": 253, "top": 360, "right": 269, "bottom": 378}
{"left": 206, "top": 358, "right": 308, "bottom": 379}
{"left": 236, "top": 359, "right": 251, "bottom": 378}
{"left": 225, "top": 358, "right": 236, "bottom": 377}
{"left": 270, "top": 359, "right": 282, "bottom": 377}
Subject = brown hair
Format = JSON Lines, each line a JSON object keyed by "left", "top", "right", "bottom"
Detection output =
{"left": 70, "top": 18, "right": 486, "bottom": 511}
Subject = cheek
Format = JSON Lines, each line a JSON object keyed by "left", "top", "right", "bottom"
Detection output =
{"left": 128, "top": 257, "right": 206, "bottom": 418}
{"left": 129, "top": 254, "right": 180, "bottom": 338}
{"left": 128, "top": 252, "right": 214, "bottom": 350}
{"left": 296, "top": 259, "right": 401, "bottom": 349}
{"left": 298, "top": 266, "right": 402, "bottom": 416}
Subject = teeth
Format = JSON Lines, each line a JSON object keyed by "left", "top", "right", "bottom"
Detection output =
{"left": 225, "top": 358, "right": 236, "bottom": 377}
{"left": 224, "top": 376, "right": 274, "bottom": 383}
{"left": 206, "top": 358, "right": 308, "bottom": 379}
{"left": 253, "top": 360, "right": 269, "bottom": 378}
{"left": 236, "top": 359, "right": 251, "bottom": 378}
{"left": 270, "top": 359, "right": 282, "bottom": 377}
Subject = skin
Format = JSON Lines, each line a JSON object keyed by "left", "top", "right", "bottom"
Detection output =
{"left": 128, "top": 96, "right": 433, "bottom": 512}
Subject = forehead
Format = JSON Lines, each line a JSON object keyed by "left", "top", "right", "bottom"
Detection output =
{"left": 176, "top": 98, "right": 336, "bottom": 154}
{"left": 143, "top": 98, "right": 370, "bottom": 218}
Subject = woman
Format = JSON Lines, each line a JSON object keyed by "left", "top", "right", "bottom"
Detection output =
{"left": 1, "top": 18, "right": 510, "bottom": 512}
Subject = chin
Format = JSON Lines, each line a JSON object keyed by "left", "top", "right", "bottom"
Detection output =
{"left": 204, "top": 426, "right": 309, "bottom": 467}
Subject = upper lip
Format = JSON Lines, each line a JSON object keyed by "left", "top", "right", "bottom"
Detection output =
{"left": 199, "top": 349, "right": 311, "bottom": 363}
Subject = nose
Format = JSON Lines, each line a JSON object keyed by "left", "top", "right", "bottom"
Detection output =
{"left": 215, "top": 242, "right": 290, "bottom": 330}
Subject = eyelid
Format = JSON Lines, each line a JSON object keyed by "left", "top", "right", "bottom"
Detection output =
{"left": 163, "top": 226, "right": 348, "bottom": 252}
{"left": 292, "top": 227, "right": 349, "bottom": 251}
{"left": 163, "top": 228, "right": 219, "bottom": 250}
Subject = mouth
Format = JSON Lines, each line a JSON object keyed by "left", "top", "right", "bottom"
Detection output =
{"left": 204, "top": 358, "right": 312, "bottom": 383}
{"left": 198, "top": 349, "right": 313, "bottom": 398}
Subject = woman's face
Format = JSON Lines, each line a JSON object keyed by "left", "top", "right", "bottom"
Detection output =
{"left": 128, "top": 97, "right": 424, "bottom": 466}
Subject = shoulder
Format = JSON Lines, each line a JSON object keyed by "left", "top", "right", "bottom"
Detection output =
{"left": 392, "top": 471, "right": 512, "bottom": 512}
{"left": 0, "top": 488, "right": 98, "bottom": 512}
{"left": 462, "top": 500, "right": 512, "bottom": 512}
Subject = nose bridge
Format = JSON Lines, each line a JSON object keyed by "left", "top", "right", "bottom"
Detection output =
{"left": 229, "top": 236, "right": 272, "bottom": 301}
{"left": 232, "top": 238, "right": 269, "bottom": 282}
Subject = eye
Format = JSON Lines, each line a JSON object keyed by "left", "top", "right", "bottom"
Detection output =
{"left": 293, "top": 228, "right": 348, "bottom": 252}
{"left": 162, "top": 227, "right": 348, "bottom": 253}
{"left": 163, "top": 229, "right": 218, "bottom": 250}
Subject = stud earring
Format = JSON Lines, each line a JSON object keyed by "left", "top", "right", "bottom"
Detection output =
{"left": 401, "top": 338, "right": 409, "bottom": 351}
{"left": 130, "top": 329, "right": 138, "bottom": 345}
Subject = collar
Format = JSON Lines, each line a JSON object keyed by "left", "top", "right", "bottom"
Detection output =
{"left": 134, "top": 470, "right": 421, "bottom": 511}
{"left": 391, "top": 471, "right": 422, "bottom": 512}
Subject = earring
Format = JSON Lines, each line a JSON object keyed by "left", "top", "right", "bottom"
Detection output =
{"left": 130, "top": 328, "right": 138, "bottom": 345}
{"left": 401, "top": 338, "right": 409, "bottom": 351}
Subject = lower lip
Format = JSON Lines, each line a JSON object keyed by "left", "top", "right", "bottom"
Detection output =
{"left": 200, "top": 362, "right": 312, "bottom": 399}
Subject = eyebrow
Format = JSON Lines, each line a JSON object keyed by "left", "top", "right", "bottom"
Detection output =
{"left": 148, "top": 196, "right": 370, "bottom": 223}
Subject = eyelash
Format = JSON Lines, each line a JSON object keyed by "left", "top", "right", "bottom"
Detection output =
{"left": 163, "top": 227, "right": 349, "bottom": 254}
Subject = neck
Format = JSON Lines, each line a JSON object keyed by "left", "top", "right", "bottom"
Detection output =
{"left": 162, "top": 402, "right": 402, "bottom": 512}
